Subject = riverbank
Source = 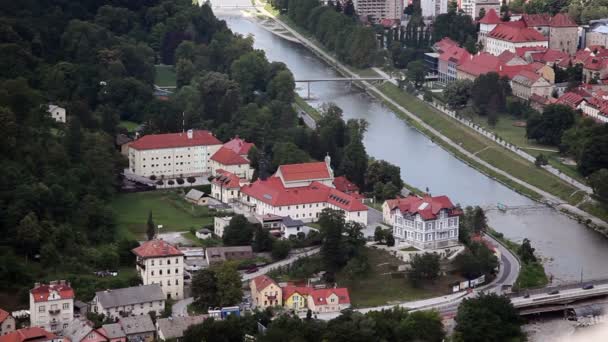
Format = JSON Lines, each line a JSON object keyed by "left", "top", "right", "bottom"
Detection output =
{"left": 255, "top": 2, "right": 608, "bottom": 236}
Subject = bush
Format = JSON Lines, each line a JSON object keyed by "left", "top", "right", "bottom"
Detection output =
{"left": 177, "top": 178, "right": 185, "bottom": 185}
{"left": 168, "top": 180, "right": 175, "bottom": 185}
{"left": 271, "top": 240, "right": 291, "bottom": 261}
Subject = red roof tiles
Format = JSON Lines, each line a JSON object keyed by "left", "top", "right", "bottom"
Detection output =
{"left": 210, "top": 147, "right": 249, "bottom": 165}
{"left": 549, "top": 13, "right": 578, "bottom": 28}
{"left": 132, "top": 240, "right": 183, "bottom": 258}
{"left": 309, "top": 288, "right": 350, "bottom": 306}
{"left": 252, "top": 275, "right": 277, "bottom": 292}
{"left": 0, "top": 309, "right": 9, "bottom": 323}
{"left": 223, "top": 136, "right": 254, "bottom": 156}
{"left": 129, "top": 130, "right": 221, "bottom": 150}
{"left": 521, "top": 13, "right": 551, "bottom": 27}
{"left": 457, "top": 52, "right": 502, "bottom": 77}
{"left": 212, "top": 169, "right": 241, "bottom": 188}
{"left": 556, "top": 92, "right": 584, "bottom": 108}
{"left": 0, "top": 328, "right": 60, "bottom": 342}
{"left": 489, "top": 24, "right": 548, "bottom": 43}
{"left": 438, "top": 44, "right": 471, "bottom": 65}
{"left": 332, "top": 176, "right": 360, "bottom": 194}
{"left": 30, "top": 281, "right": 74, "bottom": 303}
{"left": 277, "top": 162, "right": 331, "bottom": 182}
{"left": 282, "top": 286, "right": 312, "bottom": 302}
{"left": 479, "top": 9, "right": 501, "bottom": 25}
{"left": 389, "top": 195, "right": 461, "bottom": 221}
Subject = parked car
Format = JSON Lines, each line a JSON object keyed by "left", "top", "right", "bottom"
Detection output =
{"left": 548, "top": 289, "right": 560, "bottom": 295}
{"left": 582, "top": 283, "right": 594, "bottom": 290}
{"left": 245, "top": 267, "right": 259, "bottom": 274}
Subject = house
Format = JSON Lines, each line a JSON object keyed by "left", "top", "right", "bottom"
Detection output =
{"left": 457, "top": 52, "right": 502, "bottom": 80}
{"left": 195, "top": 228, "right": 212, "bottom": 240}
{"left": 275, "top": 158, "right": 334, "bottom": 188}
{"left": 213, "top": 216, "right": 231, "bottom": 238}
{"left": 184, "top": 189, "right": 208, "bottom": 206}
{"left": 258, "top": 214, "right": 284, "bottom": 230}
{"left": 117, "top": 316, "right": 155, "bottom": 342}
{"left": 205, "top": 246, "right": 253, "bottom": 265}
{"left": 282, "top": 286, "right": 311, "bottom": 312}
{"left": 511, "top": 70, "right": 553, "bottom": 100}
{"left": 387, "top": 195, "right": 462, "bottom": 250}
{"left": 478, "top": 9, "right": 502, "bottom": 47}
{"left": 29, "top": 280, "right": 74, "bottom": 333}
{"left": 280, "top": 216, "right": 308, "bottom": 240}
{"left": 556, "top": 92, "right": 585, "bottom": 109}
{"left": 485, "top": 23, "right": 548, "bottom": 56}
{"left": 98, "top": 324, "right": 126, "bottom": 342}
{"left": 580, "top": 97, "right": 608, "bottom": 123}
{"left": 211, "top": 170, "right": 244, "bottom": 204}
{"left": 209, "top": 147, "right": 253, "bottom": 180}
{"left": 250, "top": 276, "right": 282, "bottom": 309}
{"left": 128, "top": 129, "right": 223, "bottom": 179}
{"left": 47, "top": 104, "right": 66, "bottom": 123}
{"left": 521, "top": 13, "right": 579, "bottom": 55}
{"left": 61, "top": 318, "right": 106, "bottom": 342}
{"left": 585, "top": 19, "right": 608, "bottom": 48}
{"left": 307, "top": 288, "right": 351, "bottom": 314}
{"left": 0, "top": 309, "right": 15, "bottom": 336}
{"left": 91, "top": 285, "right": 165, "bottom": 320}
{"left": 132, "top": 240, "right": 184, "bottom": 300}
{"left": 156, "top": 315, "right": 207, "bottom": 341}
{"left": 435, "top": 38, "right": 471, "bottom": 84}
{"left": 0, "top": 327, "right": 66, "bottom": 342}
{"left": 332, "top": 176, "right": 361, "bottom": 197}
{"left": 353, "top": 0, "right": 402, "bottom": 23}
{"left": 179, "top": 247, "right": 206, "bottom": 273}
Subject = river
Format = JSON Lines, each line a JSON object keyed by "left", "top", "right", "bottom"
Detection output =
{"left": 217, "top": 11, "right": 608, "bottom": 282}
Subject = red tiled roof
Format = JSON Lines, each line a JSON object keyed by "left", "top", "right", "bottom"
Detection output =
{"left": 282, "top": 286, "right": 312, "bottom": 301}
{"left": 497, "top": 50, "right": 519, "bottom": 64}
{"left": 309, "top": 288, "right": 350, "bottom": 306}
{"left": 212, "top": 169, "right": 241, "bottom": 188}
{"left": 549, "top": 13, "right": 577, "bottom": 28}
{"left": 252, "top": 275, "right": 277, "bottom": 292}
{"left": 438, "top": 44, "right": 471, "bottom": 65}
{"left": 530, "top": 93, "right": 553, "bottom": 105}
{"left": 277, "top": 162, "right": 331, "bottom": 182}
{"left": 457, "top": 52, "right": 502, "bottom": 77}
{"left": 332, "top": 176, "right": 360, "bottom": 194}
{"left": 0, "top": 328, "right": 59, "bottom": 342}
{"left": 240, "top": 177, "right": 368, "bottom": 212}
{"left": 132, "top": 240, "right": 183, "bottom": 258}
{"left": 30, "top": 282, "right": 74, "bottom": 303}
{"left": 129, "top": 130, "right": 222, "bottom": 150}
{"left": 223, "top": 136, "right": 254, "bottom": 156}
{"left": 556, "top": 92, "right": 584, "bottom": 108}
{"left": 389, "top": 195, "right": 462, "bottom": 220}
{"left": 210, "top": 147, "right": 249, "bottom": 165}
{"left": 0, "top": 309, "right": 9, "bottom": 323}
{"left": 489, "top": 24, "right": 548, "bottom": 43}
{"left": 479, "top": 9, "right": 501, "bottom": 25}
{"left": 521, "top": 13, "right": 551, "bottom": 27}
{"left": 434, "top": 37, "right": 458, "bottom": 52}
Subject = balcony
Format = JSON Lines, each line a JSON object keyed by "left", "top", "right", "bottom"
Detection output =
{"left": 49, "top": 309, "right": 61, "bottom": 315}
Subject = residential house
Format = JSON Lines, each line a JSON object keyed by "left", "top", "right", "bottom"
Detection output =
{"left": 282, "top": 287, "right": 311, "bottom": 312}
{"left": 280, "top": 216, "right": 308, "bottom": 239}
{"left": 156, "top": 315, "right": 207, "bottom": 341}
{"left": 211, "top": 169, "right": 244, "bottom": 204}
{"left": 585, "top": 19, "right": 608, "bottom": 48}
{"left": 195, "top": 228, "right": 212, "bottom": 240}
{"left": 91, "top": 285, "right": 165, "bottom": 320}
{"left": 0, "top": 327, "right": 66, "bottom": 342}
{"left": 179, "top": 247, "right": 206, "bottom": 273}
{"left": 353, "top": 0, "right": 402, "bottom": 23}
{"left": 47, "top": 104, "right": 66, "bottom": 123}
{"left": 117, "top": 316, "right": 155, "bottom": 342}
{"left": 275, "top": 159, "right": 334, "bottom": 188}
{"left": 73, "top": 301, "right": 89, "bottom": 319}
{"left": 29, "top": 280, "right": 74, "bottom": 333}
{"left": 250, "top": 276, "right": 282, "bottom": 309}
{"left": 61, "top": 319, "right": 106, "bottom": 342}
{"left": 128, "top": 129, "right": 222, "bottom": 179}
{"left": 213, "top": 216, "right": 231, "bottom": 238}
{"left": 556, "top": 92, "right": 585, "bottom": 109}
{"left": 478, "top": 9, "right": 502, "bottom": 47}
{"left": 387, "top": 195, "right": 462, "bottom": 250}
{"left": 184, "top": 189, "right": 208, "bottom": 206}
{"left": 259, "top": 214, "right": 284, "bottom": 230}
{"left": 98, "top": 324, "right": 126, "bottom": 342}
{"left": 485, "top": 22, "right": 548, "bottom": 56}
{"left": 0, "top": 309, "right": 15, "bottom": 336}
{"left": 521, "top": 13, "right": 579, "bottom": 55}
{"left": 205, "top": 246, "right": 253, "bottom": 265}
{"left": 580, "top": 96, "right": 608, "bottom": 123}
{"left": 132, "top": 240, "right": 184, "bottom": 300}
{"left": 511, "top": 70, "right": 553, "bottom": 100}
{"left": 209, "top": 137, "right": 255, "bottom": 180}
{"left": 307, "top": 288, "right": 351, "bottom": 314}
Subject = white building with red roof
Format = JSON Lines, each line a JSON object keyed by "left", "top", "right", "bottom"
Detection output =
{"left": 132, "top": 240, "right": 184, "bottom": 300}
{"left": 274, "top": 157, "right": 334, "bottom": 188}
{"left": 307, "top": 288, "right": 351, "bottom": 314}
{"left": 128, "top": 129, "right": 222, "bottom": 179}
{"left": 209, "top": 137, "right": 255, "bottom": 180}
{"left": 29, "top": 280, "right": 74, "bottom": 333}
{"left": 211, "top": 169, "right": 248, "bottom": 204}
{"left": 478, "top": 8, "right": 502, "bottom": 47}
{"left": 0, "top": 308, "right": 15, "bottom": 336}
{"left": 0, "top": 327, "right": 66, "bottom": 342}
{"left": 485, "top": 22, "right": 549, "bottom": 56}
{"left": 249, "top": 275, "right": 282, "bottom": 310}
{"left": 436, "top": 38, "right": 471, "bottom": 84}
{"left": 385, "top": 195, "right": 462, "bottom": 250}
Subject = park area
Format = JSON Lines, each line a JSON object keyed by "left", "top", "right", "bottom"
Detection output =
{"left": 111, "top": 190, "right": 214, "bottom": 240}
{"left": 154, "top": 65, "right": 177, "bottom": 87}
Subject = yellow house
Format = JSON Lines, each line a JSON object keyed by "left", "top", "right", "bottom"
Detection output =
{"left": 250, "top": 275, "right": 282, "bottom": 309}
{"left": 282, "top": 286, "right": 311, "bottom": 312}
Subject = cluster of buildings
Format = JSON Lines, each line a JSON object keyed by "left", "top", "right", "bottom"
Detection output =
{"left": 249, "top": 275, "right": 351, "bottom": 314}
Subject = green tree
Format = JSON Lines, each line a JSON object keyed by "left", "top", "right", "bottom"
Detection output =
{"left": 252, "top": 225, "right": 273, "bottom": 252}
{"left": 339, "top": 123, "right": 368, "bottom": 189}
{"left": 526, "top": 104, "right": 576, "bottom": 146}
{"left": 230, "top": 51, "right": 270, "bottom": 101}
{"left": 409, "top": 252, "right": 441, "bottom": 284}
{"left": 365, "top": 159, "right": 404, "bottom": 194}
{"left": 535, "top": 153, "right": 548, "bottom": 167}
{"left": 397, "top": 310, "right": 445, "bottom": 342}
{"left": 518, "top": 238, "right": 537, "bottom": 264}
{"left": 455, "top": 242, "right": 499, "bottom": 278}
{"left": 319, "top": 208, "right": 347, "bottom": 274}
{"left": 374, "top": 226, "right": 385, "bottom": 243}
{"left": 578, "top": 126, "right": 608, "bottom": 176}
{"left": 443, "top": 79, "right": 472, "bottom": 109}
{"left": 407, "top": 60, "right": 426, "bottom": 88}
{"left": 471, "top": 206, "right": 488, "bottom": 234}
{"left": 191, "top": 269, "right": 218, "bottom": 311}
{"left": 222, "top": 215, "right": 254, "bottom": 246}
{"left": 213, "top": 262, "right": 243, "bottom": 306}
{"left": 589, "top": 169, "right": 608, "bottom": 202}
{"left": 271, "top": 239, "right": 291, "bottom": 260}
{"left": 176, "top": 59, "right": 195, "bottom": 88}
{"left": 146, "top": 210, "right": 156, "bottom": 241}
{"left": 454, "top": 293, "right": 523, "bottom": 342}
{"left": 16, "top": 212, "right": 42, "bottom": 257}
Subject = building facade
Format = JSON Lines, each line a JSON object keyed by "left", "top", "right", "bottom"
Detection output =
{"left": 307, "top": 288, "right": 351, "bottom": 313}
{"left": 211, "top": 170, "right": 244, "bottom": 204}
{"left": 485, "top": 24, "right": 549, "bottom": 56}
{"left": 29, "top": 281, "right": 74, "bottom": 333}
{"left": 128, "top": 129, "right": 222, "bottom": 179}
{"left": 0, "top": 309, "right": 15, "bottom": 336}
{"left": 585, "top": 19, "right": 608, "bottom": 48}
{"left": 388, "top": 195, "right": 462, "bottom": 250}
{"left": 421, "top": 0, "right": 448, "bottom": 18}
{"left": 354, "top": 0, "right": 403, "bottom": 22}
{"left": 132, "top": 240, "right": 184, "bottom": 300}
{"left": 47, "top": 104, "right": 66, "bottom": 123}
{"left": 250, "top": 276, "right": 282, "bottom": 310}
{"left": 91, "top": 285, "right": 165, "bottom": 320}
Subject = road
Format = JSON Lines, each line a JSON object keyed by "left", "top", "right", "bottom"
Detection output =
{"left": 172, "top": 297, "right": 193, "bottom": 317}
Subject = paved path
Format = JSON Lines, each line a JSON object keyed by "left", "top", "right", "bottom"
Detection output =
{"left": 172, "top": 297, "right": 193, "bottom": 317}
{"left": 242, "top": 247, "right": 321, "bottom": 281}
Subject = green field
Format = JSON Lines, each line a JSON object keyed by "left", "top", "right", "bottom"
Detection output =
{"left": 111, "top": 190, "right": 213, "bottom": 240}
{"left": 119, "top": 120, "right": 140, "bottom": 132}
{"left": 154, "top": 65, "right": 177, "bottom": 87}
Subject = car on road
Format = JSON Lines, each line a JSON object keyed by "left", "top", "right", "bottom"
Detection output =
{"left": 548, "top": 289, "right": 560, "bottom": 295}
{"left": 245, "top": 267, "right": 259, "bottom": 274}
{"left": 582, "top": 283, "right": 594, "bottom": 290}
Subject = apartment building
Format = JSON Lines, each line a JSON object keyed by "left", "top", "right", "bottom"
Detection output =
{"left": 354, "top": 0, "right": 403, "bottom": 22}
{"left": 132, "top": 240, "right": 184, "bottom": 300}
{"left": 91, "top": 285, "right": 165, "bottom": 320}
{"left": 29, "top": 281, "right": 74, "bottom": 333}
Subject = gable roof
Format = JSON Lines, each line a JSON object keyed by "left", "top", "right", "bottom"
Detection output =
{"left": 62, "top": 319, "right": 95, "bottom": 342}
{"left": 99, "top": 323, "right": 126, "bottom": 339}
{"left": 309, "top": 288, "right": 350, "bottom": 306}
{"left": 211, "top": 147, "right": 249, "bottom": 165}
{"left": 438, "top": 44, "right": 471, "bottom": 65}
{"left": 277, "top": 162, "right": 331, "bottom": 182}
{"left": 211, "top": 169, "right": 242, "bottom": 188}
{"left": 282, "top": 216, "right": 305, "bottom": 228}
{"left": 30, "top": 281, "right": 74, "bottom": 303}
{"left": 0, "top": 328, "right": 59, "bottom": 342}
{"left": 332, "top": 176, "right": 360, "bottom": 193}
{"left": 489, "top": 24, "right": 548, "bottom": 43}
{"left": 96, "top": 284, "right": 165, "bottom": 309}
{"left": 479, "top": 9, "right": 501, "bottom": 25}
{"left": 521, "top": 13, "right": 551, "bottom": 27}
{"left": 512, "top": 70, "right": 544, "bottom": 86}
{"left": 556, "top": 92, "right": 585, "bottom": 108}
{"left": 129, "top": 130, "right": 222, "bottom": 150}
{"left": 549, "top": 13, "right": 577, "bottom": 27}
{"left": 282, "top": 286, "right": 312, "bottom": 301}
{"left": 132, "top": 239, "right": 183, "bottom": 258}
{"left": 252, "top": 275, "right": 278, "bottom": 292}
{"left": 157, "top": 315, "right": 207, "bottom": 340}
{"left": 434, "top": 37, "right": 458, "bottom": 52}
{"left": 389, "top": 195, "right": 461, "bottom": 220}
{"left": 457, "top": 52, "right": 502, "bottom": 77}
{"left": 119, "top": 315, "right": 155, "bottom": 335}
{"left": 222, "top": 136, "right": 254, "bottom": 156}
{"left": 0, "top": 309, "right": 10, "bottom": 324}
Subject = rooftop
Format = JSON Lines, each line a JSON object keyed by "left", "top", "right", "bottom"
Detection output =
{"left": 389, "top": 195, "right": 462, "bottom": 220}
{"left": 332, "top": 176, "right": 360, "bottom": 193}
{"left": 95, "top": 284, "right": 165, "bottom": 309}
{"left": 282, "top": 216, "right": 305, "bottom": 228}
{"left": 222, "top": 136, "right": 254, "bottom": 155}
{"left": 0, "top": 308, "right": 10, "bottom": 323}
{"left": 0, "top": 328, "right": 59, "bottom": 342}
{"left": 157, "top": 315, "right": 207, "bottom": 340}
{"left": 479, "top": 9, "right": 501, "bottom": 25}
{"left": 30, "top": 280, "right": 74, "bottom": 303}
{"left": 129, "top": 130, "right": 222, "bottom": 150}
{"left": 132, "top": 239, "right": 183, "bottom": 258}
{"left": 210, "top": 146, "right": 250, "bottom": 165}
{"left": 309, "top": 288, "right": 350, "bottom": 306}
{"left": 488, "top": 24, "right": 548, "bottom": 43}
{"left": 119, "top": 315, "right": 155, "bottom": 335}
{"left": 252, "top": 275, "right": 278, "bottom": 292}
{"left": 276, "top": 161, "right": 331, "bottom": 182}
{"left": 99, "top": 323, "right": 125, "bottom": 339}
{"left": 211, "top": 169, "right": 242, "bottom": 188}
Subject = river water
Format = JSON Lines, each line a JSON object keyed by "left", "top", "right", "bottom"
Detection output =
{"left": 218, "top": 12, "right": 608, "bottom": 282}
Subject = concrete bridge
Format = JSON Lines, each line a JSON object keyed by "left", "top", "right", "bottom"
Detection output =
{"left": 295, "top": 77, "right": 389, "bottom": 98}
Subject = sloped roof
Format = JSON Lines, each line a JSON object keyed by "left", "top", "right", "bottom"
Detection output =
{"left": 119, "top": 315, "right": 155, "bottom": 335}
{"left": 211, "top": 147, "right": 249, "bottom": 165}
{"left": 521, "top": 13, "right": 551, "bottom": 27}
{"left": 30, "top": 281, "right": 74, "bottom": 303}
{"left": 457, "top": 52, "right": 502, "bottom": 77}
{"left": 0, "top": 328, "right": 59, "bottom": 342}
{"left": 211, "top": 169, "right": 241, "bottom": 188}
{"left": 489, "top": 24, "right": 548, "bottom": 43}
{"left": 556, "top": 92, "right": 585, "bottom": 108}
{"left": 282, "top": 216, "right": 305, "bottom": 228}
{"left": 62, "top": 319, "right": 95, "bottom": 342}
{"left": 129, "top": 130, "right": 222, "bottom": 150}
{"left": 512, "top": 70, "right": 543, "bottom": 86}
{"left": 479, "top": 9, "right": 501, "bottom": 25}
{"left": 309, "top": 288, "right": 350, "bottom": 306}
{"left": 223, "top": 136, "right": 254, "bottom": 156}
{"left": 185, "top": 189, "right": 205, "bottom": 201}
{"left": 332, "top": 176, "right": 360, "bottom": 193}
{"left": 0, "top": 309, "right": 10, "bottom": 323}
{"left": 157, "top": 315, "right": 207, "bottom": 340}
{"left": 434, "top": 37, "right": 458, "bottom": 52}
{"left": 132, "top": 239, "right": 183, "bottom": 258}
{"left": 282, "top": 286, "right": 312, "bottom": 301}
{"left": 389, "top": 195, "right": 461, "bottom": 220}
{"left": 251, "top": 275, "right": 277, "bottom": 292}
{"left": 95, "top": 284, "right": 165, "bottom": 309}
{"left": 276, "top": 162, "right": 331, "bottom": 182}
{"left": 99, "top": 323, "right": 126, "bottom": 339}
{"left": 549, "top": 13, "right": 577, "bottom": 27}
{"left": 438, "top": 44, "right": 471, "bottom": 65}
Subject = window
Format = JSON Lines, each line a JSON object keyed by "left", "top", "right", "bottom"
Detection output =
{"left": 176, "top": 279, "right": 179, "bottom": 285}
{"left": 159, "top": 270, "right": 163, "bottom": 275}
{"left": 175, "top": 258, "right": 179, "bottom": 264}
{"left": 39, "top": 306, "right": 45, "bottom": 312}
{"left": 167, "top": 280, "right": 171, "bottom": 286}
{"left": 167, "top": 259, "right": 171, "bottom": 265}
{"left": 151, "top": 271, "right": 154, "bottom": 276}
{"left": 167, "top": 269, "right": 171, "bottom": 274}
{"left": 175, "top": 268, "right": 179, "bottom": 274}
{"left": 151, "top": 260, "right": 155, "bottom": 266}
{"left": 63, "top": 303, "right": 69, "bottom": 310}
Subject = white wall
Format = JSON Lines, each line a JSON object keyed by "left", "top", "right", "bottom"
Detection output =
{"left": 129, "top": 144, "right": 222, "bottom": 178}
{"left": 93, "top": 298, "right": 165, "bottom": 320}
{"left": 29, "top": 295, "right": 73, "bottom": 333}
{"left": 137, "top": 256, "right": 184, "bottom": 300}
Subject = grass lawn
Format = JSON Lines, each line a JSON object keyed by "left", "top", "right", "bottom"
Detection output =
{"left": 377, "top": 83, "right": 583, "bottom": 205}
{"left": 336, "top": 247, "right": 458, "bottom": 308}
{"left": 294, "top": 94, "right": 322, "bottom": 121}
{"left": 154, "top": 65, "right": 177, "bottom": 87}
{"left": 119, "top": 120, "right": 140, "bottom": 132}
{"left": 578, "top": 202, "right": 608, "bottom": 224}
{"left": 111, "top": 190, "right": 213, "bottom": 240}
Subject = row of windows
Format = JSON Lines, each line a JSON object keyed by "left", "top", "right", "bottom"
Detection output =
{"left": 150, "top": 268, "right": 180, "bottom": 276}
{"left": 151, "top": 258, "right": 180, "bottom": 266}
{"left": 152, "top": 279, "right": 179, "bottom": 286}
{"left": 38, "top": 303, "right": 71, "bottom": 312}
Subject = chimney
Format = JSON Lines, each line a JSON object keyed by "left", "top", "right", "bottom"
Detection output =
{"left": 187, "top": 129, "right": 193, "bottom": 139}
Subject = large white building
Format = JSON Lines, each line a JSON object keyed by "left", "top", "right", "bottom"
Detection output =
{"left": 132, "top": 240, "right": 184, "bottom": 300}
{"left": 485, "top": 23, "right": 549, "bottom": 56}
{"left": 128, "top": 129, "right": 222, "bottom": 179}
{"left": 421, "top": 0, "right": 448, "bottom": 18}
{"left": 209, "top": 137, "right": 255, "bottom": 180}
{"left": 29, "top": 280, "right": 74, "bottom": 333}
{"left": 386, "top": 195, "right": 461, "bottom": 250}
{"left": 91, "top": 285, "right": 165, "bottom": 320}
{"left": 354, "top": 0, "right": 403, "bottom": 22}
